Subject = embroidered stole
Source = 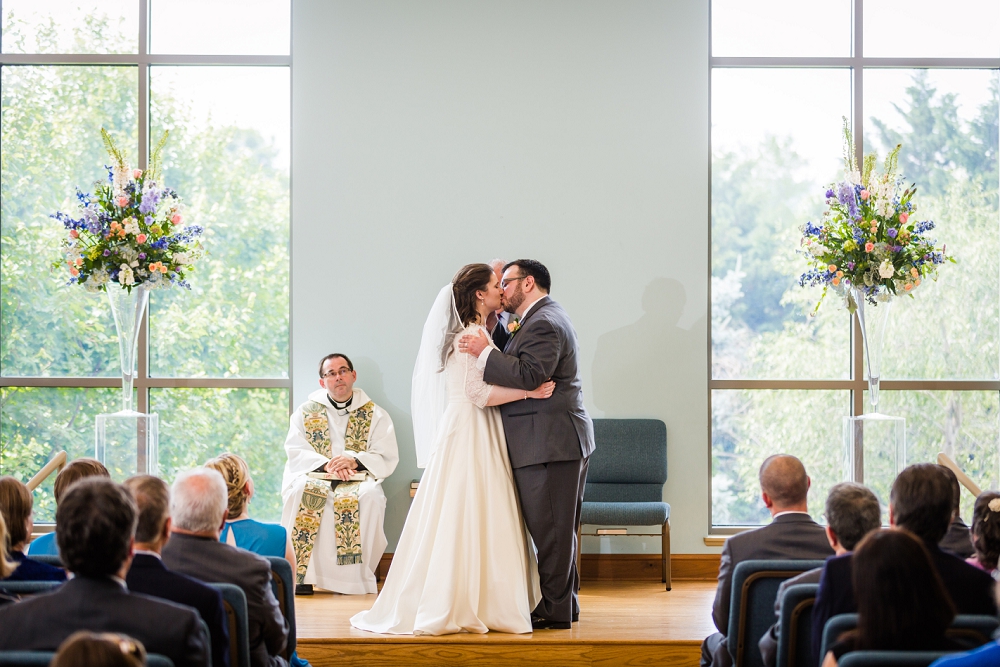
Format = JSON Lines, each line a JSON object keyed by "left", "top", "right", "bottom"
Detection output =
{"left": 290, "top": 400, "right": 374, "bottom": 582}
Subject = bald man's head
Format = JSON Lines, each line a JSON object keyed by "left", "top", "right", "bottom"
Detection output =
{"left": 759, "top": 455, "right": 810, "bottom": 511}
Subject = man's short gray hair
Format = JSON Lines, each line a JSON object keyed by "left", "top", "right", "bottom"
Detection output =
{"left": 826, "top": 482, "right": 882, "bottom": 550}
{"left": 171, "top": 467, "right": 228, "bottom": 533}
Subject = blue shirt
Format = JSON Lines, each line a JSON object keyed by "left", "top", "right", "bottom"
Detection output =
{"left": 931, "top": 641, "right": 1000, "bottom": 667}
{"left": 3, "top": 551, "right": 67, "bottom": 582}
{"left": 27, "top": 532, "right": 58, "bottom": 556}
{"left": 221, "top": 519, "right": 286, "bottom": 558}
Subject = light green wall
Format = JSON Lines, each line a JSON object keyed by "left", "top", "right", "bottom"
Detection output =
{"left": 291, "top": 0, "right": 714, "bottom": 554}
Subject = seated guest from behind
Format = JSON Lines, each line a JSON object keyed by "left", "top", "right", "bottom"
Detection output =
{"left": 702, "top": 454, "right": 834, "bottom": 667}
{"left": 821, "top": 529, "right": 958, "bottom": 667}
{"left": 939, "top": 465, "right": 974, "bottom": 559}
{"left": 163, "top": 467, "right": 289, "bottom": 667}
{"left": 966, "top": 491, "right": 1000, "bottom": 573}
{"left": 0, "top": 513, "right": 19, "bottom": 603}
{"left": 0, "top": 476, "right": 65, "bottom": 581}
{"left": 0, "top": 478, "right": 210, "bottom": 666}
{"left": 29, "top": 457, "right": 109, "bottom": 556}
{"left": 812, "top": 463, "right": 996, "bottom": 664}
{"left": 206, "top": 453, "right": 296, "bottom": 568}
{"left": 759, "top": 482, "right": 881, "bottom": 667}
{"left": 123, "top": 475, "right": 231, "bottom": 667}
{"left": 51, "top": 631, "right": 147, "bottom": 667}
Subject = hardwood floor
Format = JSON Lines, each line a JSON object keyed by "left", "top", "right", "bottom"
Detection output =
{"left": 295, "top": 580, "right": 716, "bottom": 666}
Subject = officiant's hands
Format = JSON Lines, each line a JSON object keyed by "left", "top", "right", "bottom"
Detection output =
{"left": 458, "top": 330, "right": 489, "bottom": 357}
{"left": 326, "top": 455, "right": 358, "bottom": 481}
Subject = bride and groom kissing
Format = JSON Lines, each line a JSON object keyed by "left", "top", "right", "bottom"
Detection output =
{"left": 351, "top": 259, "right": 595, "bottom": 635}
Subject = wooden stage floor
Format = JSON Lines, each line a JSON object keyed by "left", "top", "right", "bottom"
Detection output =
{"left": 294, "top": 580, "right": 717, "bottom": 666}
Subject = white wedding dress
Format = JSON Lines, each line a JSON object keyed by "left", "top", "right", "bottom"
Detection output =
{"left": 350, "top": 323, "right": 541, "bottom": 635}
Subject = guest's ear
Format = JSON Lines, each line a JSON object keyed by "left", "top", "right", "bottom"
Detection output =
{"left": 161, "top": 517, "right": 172, "bottom": 545}
{"left": 825, "top": 525, "right": 840, "bottom": 551}
{"left": 888, "top": 504, "right": 896, "bottom": 527}
{"left": 761, "top": 492, "right": 774, "bottom": 509}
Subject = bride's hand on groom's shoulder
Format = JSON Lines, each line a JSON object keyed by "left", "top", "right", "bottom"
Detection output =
{"left": 457, "top": 330, "right": 489, "bottom": 357}
{"left": 528, "top": 381, "right": 556, "bottom": 400}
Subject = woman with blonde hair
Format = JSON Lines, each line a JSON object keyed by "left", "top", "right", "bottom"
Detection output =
{"left": 0, "top": 476, "right": 65, "bottom": 581}
{"left": 0, "top": 512, "right": 19, "bottom": 599}
{"left": 204, "top": 453, "right": 296, "bottom": 568}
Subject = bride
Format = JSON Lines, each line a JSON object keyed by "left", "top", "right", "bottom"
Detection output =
{"left": 350, "top": 263, "right": 549, "bottom": 635}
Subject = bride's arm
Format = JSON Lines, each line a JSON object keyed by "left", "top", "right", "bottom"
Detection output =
{"left": 484, "top": 382, "right": 555, "bottom": 407}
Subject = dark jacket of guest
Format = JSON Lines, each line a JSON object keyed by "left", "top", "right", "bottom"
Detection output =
{"left": 2, "top": 551, "right": 66, "bottom": 581}
{"left": 940, "top": 517, "right": 974, "bottom": 559}
{"left": 811, "top": 543, "right": 997, "bottom": 663}
{"left": 0, "top": 575, "right": 209, "bottom": 667}
{"left": 713, "top": 513, "right": 834, "bottom": 635}
{"left": 163, "top": 532, "right": 289, "bottom": 667}
{"left": 127, "top": 552, "right": 231, "bottom": 667}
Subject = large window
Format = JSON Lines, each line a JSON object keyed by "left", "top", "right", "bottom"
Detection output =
{"left": 711, "top": 0, "right": 1000, "bottom": 528}
{"left": 0, "top": 0, "right": 291, "bottom": 522}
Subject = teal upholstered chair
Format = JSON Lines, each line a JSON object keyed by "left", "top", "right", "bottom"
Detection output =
{"left": 727, "top": 560, "right": 827, "bottom": 667}
{"left": 266, "top": 556, "right": 296, "bottom": 659}
{"left": 579, "top": 419, "right": 670, "bottom": 589}
{"left": 30, "top": 555, "right": 62, "bottom": 568}
{"left": 838, "top": 652, "right": 953, "bottom": 667}
{"left": 0, "top": 581, "right": 61, "bottom": 597}
{"left": 210, "top": 582, "right": 251, "bottom": 667}
{"left": 821, "top": 614, "right": 999, "bottom": 662}
{"left": 776, "top": 583, "right": 819, "bottom": 667}
{"left": 0, "top": 652, "right": 175, "bottom": 666}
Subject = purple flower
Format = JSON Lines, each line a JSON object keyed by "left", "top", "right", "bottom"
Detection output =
{"left": 887, "top": 228, "right": 898, "bottom": 238}
{"left": 825, "top": 189, "right": 835, "bottom": 198}
{"left": 892, "top": 245, "right": 903, "bottom": 252}
{"left": 847, "top": 262, "right": 855, "bottom": 270}
{"left": 139, "top": 252, "right": 146, "bottom": 260}
{"left": 103, "top": 250, "right": 111, "bottom": 257}
{"left": 838, "top": 182, "right": 858, "bottom": 219}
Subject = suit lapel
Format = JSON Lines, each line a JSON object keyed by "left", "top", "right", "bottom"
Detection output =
{"left": 505, "top": 296, "right": 552, "bottom": 353}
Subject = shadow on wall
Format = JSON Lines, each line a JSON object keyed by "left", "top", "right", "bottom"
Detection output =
{"left": 592, "top": 277, "right": 705, "bottom": 421}
{"left": 352, "top": 356, "right": 415, "bottom": 549}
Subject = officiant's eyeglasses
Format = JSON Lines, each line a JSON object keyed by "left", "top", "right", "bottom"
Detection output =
{"left": 322, "top": 368, "right": 353, "bottom": 379}
{"left": 501, "top": 276, "right": 526, "bottom": 289}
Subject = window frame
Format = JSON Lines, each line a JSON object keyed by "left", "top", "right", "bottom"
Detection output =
{"left": 708, "top": 0, "right": 1000, "bottom": 535}
{"left": 0, "top": 0, "right": 293, "bottom": 523}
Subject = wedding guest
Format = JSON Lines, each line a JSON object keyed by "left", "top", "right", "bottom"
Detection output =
{"left": 52, "top": 631, "right": 146, "bottom": 667}
{"left": 163, "top": 467, "right": 289, "bottom": 667}
{"left": 124, "top": 475, "right": 230, "bottom": 667}
{"left": 966, "top": 491, "right": 1000, "bottom": 573}
{"left": 0, "top": 513, "right": 19, "bottom": 604}
{"left": 939, "top": 465, "right": 974, "bottom": 559}
{"left": 702, "top": 455, "right": 834, "bottom": 667}
{"left": 0, "top": 476, "right": 66, "bottom": 581}
{"left": 29, "top": 457, "right": 110, "bottom": 556}
{"left": 759, "top": 482, "right": 881, "bottom": 667}
{"left": 206, "top": 453, "right": 296, "bottom": 568}
{"left": 812, "top": 463, "right": 996, "bottom": 664}
{"left": 821, "top": 529, "right": 958, "bottom": 667}
{"left": 0, "top": 478, "right": 210, "bottom": 667}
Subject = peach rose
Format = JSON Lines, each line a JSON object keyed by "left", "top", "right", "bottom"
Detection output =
{"left": 133, "top": 169, "right": 142, "bottom": 179}
{"left": 137, "top": 234, "right": 147, "bottom": 244}
{"left": 899, "top": 213, "right": 909, "bottom": 224}
{"left": 859, "top": 190, "right": 870, "bottom": 200}
{"left": 69, "top": 229, "right": 79, "bottom": 239}
{"left": 171, "top": 214, "right": 182, "bottom": 224}
{"left": 865, "top": 242, "right": 875, "bottom": 253}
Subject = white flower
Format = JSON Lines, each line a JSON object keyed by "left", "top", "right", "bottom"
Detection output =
{"left": 112, "top": 165, "right": 130, "bottom": 200}
{"left": 172, "top": 252, "right": 190, "bottom": 265}
{"left": 989, "top": 498, "right": 1000, "bottom": 513}
{"left": 83, "top": 270, "right": 109, "bottom": 293}
{"left": 878, "top": 259, "right": 895, "bottom": 279}
{"left": 119, "top": 263, "right": 135, "bottom": 286}
{"left": 123, "top": 218, "right": 140, "bottom": 235}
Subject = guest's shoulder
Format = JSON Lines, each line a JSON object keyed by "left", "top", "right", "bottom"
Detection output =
{"left": 934, "top": 546, "right": 994, "bottom": 582}
{"left": 127, "top": 589, "right": 203, "bottom": 623}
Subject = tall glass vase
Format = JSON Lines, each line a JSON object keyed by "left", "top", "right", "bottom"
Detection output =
{"left": 107, "top": 285, "right": 149, "bottom": 414}
{"left": 843, "top": 286, "right": 905, "bottom": 498}
{"left": 96, "top": 285, "right": 159, "bottom": 479}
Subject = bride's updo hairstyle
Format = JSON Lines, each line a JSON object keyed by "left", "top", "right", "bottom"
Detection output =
{"left": 452, "top": 263, "right": 494, "bottom": 327}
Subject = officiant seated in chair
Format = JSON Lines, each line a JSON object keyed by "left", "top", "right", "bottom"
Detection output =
{"left": 280, "top": 353, "right": 399, "bottom": 596}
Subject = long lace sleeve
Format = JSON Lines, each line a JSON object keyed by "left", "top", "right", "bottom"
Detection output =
{"left": 461, "top": 329, "right": 494, "bottom": 408}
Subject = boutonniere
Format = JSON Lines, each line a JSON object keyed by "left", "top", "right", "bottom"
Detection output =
{"left": 507, "top": 317, "right": 521, "bottom": 335}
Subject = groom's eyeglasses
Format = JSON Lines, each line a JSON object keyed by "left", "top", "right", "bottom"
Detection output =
{"left": 322, "top": 368, "right": 353, "bottom": 379}
{"left": 501, "top": 276, "right": 526, "bottom": 289}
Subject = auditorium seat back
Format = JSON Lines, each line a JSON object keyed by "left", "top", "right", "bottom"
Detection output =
{"left": 821, "top": 613, "right": 999, "bottom": 661}
{"left": 0, "top": 651, "right": 175, "bottom": 666}
{"left": 776, "top": 583, "right": 819, "bottom": 667}
{"left": 210, "top": 582, "right": 251, "bottom": 667}
{"left": 838, "top": 652, "right": 953, "bottom": 667}
{"left": 266, "top": 556, "right": 296, "bottom": 658}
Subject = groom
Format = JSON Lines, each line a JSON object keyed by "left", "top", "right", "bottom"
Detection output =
{"left": 460, "top": 259, "right": 595, "bottom": 630}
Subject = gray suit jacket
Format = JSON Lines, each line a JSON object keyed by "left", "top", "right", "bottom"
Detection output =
{"left": 758, "top": 567, "right": 823, "bottom": 667}
{"left": 713, "top": 513, "right": 834, "bottom": 636}
{"left": 163, "top": 533, "right": 289, "bottom": 667}
{"left": 483, "top": 296, "right": 595, "bottom": 468}
{"left": 0, "top": 576, "right": 210, "bottom": 667}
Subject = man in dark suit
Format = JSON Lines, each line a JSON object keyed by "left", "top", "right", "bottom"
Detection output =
{"left": 811, "top": 463, "right": 997, "bottom": 664}
{"left": 758, "top": 482, "right": 881, "bottom": 667}
{"left": 163, "top": 467, "right": 289, "bottom": 667}
{"left": 460, "top": 259, "right": 595, "bottom": 630}
{"left": 124, "top": 475, "right": 230, "bottom": 667}
{"left": 0, "top": 478, "right": 210, "bottom": 667}
{"left": 938, "top": 465, "right": 973, "bottom": 558}
{"left": 702, "top": 455, "right": 834, "bottom": 667}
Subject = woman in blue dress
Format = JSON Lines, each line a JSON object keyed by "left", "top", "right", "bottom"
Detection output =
{"left": 205, "top": 453, "right": 309, "bottom": 667}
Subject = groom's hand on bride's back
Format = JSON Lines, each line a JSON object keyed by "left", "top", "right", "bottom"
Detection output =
{"left": 458, "top": 330, "right": 489, "bottom": 357}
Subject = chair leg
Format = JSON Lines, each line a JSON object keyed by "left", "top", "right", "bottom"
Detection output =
{"left": 576, "top": 523, "right": 583, "bottom": 587}
{"left": 662, "top": 519, "right": 671, "bottom": 591}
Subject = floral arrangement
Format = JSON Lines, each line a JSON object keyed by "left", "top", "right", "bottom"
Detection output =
{"left": 799, "top": 119, "right": 951, "bottom": 313}
{"left": 53, "top": 129, "right": 202, "bottom": 293}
